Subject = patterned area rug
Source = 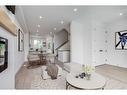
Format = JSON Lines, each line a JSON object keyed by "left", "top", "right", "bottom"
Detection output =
{"left": 30, "top": 68, "right": 127, "bottom": 90}
{"left": 31, "top": 70, "right": 67, "bottom": 89}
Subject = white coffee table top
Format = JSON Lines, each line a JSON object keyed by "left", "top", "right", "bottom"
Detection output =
{"left": 66, "top": 72, "right": 106, "bottom": 90}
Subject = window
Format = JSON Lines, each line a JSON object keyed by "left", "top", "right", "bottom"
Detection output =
{"left": 33, "top": 39, "right": 43, "bottom": 49}
{"left": 34, "top": 40, "right": 38, "bottom": 45}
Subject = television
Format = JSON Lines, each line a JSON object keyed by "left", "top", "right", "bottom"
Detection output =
{"left": 0, "top": 37, "right": 8, "bottom": 73}
{"left": 6, "top": 5, "right": 15, "bottom": 14}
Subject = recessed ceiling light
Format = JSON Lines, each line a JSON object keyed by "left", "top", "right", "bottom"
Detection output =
{"left": 37, "top": 30, "right": 39, "bottom": 32}
{"left": 39, "top": 16, "right": 44, "bottom": 19}
{"left": 39, "top": 16, "right": 42, "bottom": 19}
{"left": 120, "top": 13, "right": 123, "bottom": 16}
{"left": 61, "top": 20, "right": 64, "bottom": 24}
{"left": 73, "top": 8, "right": 78, "bottom": 12}
{"left": 37, "top": 24, "right": 40, "bottom": 27}
{"left": 54, "top": 28, "right": 56, "bottom": 30}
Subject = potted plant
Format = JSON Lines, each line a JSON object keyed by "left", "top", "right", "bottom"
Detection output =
{"left": 82, "top": 64, "right": 95, "bottom": 80}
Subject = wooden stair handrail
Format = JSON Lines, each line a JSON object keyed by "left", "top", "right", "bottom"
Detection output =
{"left": 55, "top": 40, "right": 69, "bottom": 50}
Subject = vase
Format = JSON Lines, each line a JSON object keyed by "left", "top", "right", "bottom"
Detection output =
{"left": 85, "top": 74, "right": 91, "bottom": 80}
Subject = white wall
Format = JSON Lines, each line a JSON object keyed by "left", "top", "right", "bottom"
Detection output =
{"left": 82, "top": 21, "right": 92, "bottom": 65}
{"left": 0, "top": 26, "right": 25, "bottom": 89}
{"left": 0, "top": 27, "right": 25, "bottom": 89}
{"left": 70, "top": 21, "right": 84, "bottom": 64}
{"left": 0, "top": 6, "right": 26, "bottom": 89}
{"left": 14, "top": 35, "right": 25, "bottom": 75}
{"left": 24, "top": 32, "right": 29, "bottom": 61}
{"left": 15, "top": 6, "right": 30, "bottom": 62}
{"left": 0, "top": 27, "right": 15, "bottom": 89}
{"left": 70, "top": 21, "right": 92, "bottom": 65}
{"left": 106, "top": 17, "right": 127, "bottom": 68}
{"left": 46, "top": 36, "right": 53, "bottom": 53}
{"left": 91, "top": 21, "right": 107, "bottom": 66}
{"left": 71, "top": 16, "right": 127, "bottom": 68}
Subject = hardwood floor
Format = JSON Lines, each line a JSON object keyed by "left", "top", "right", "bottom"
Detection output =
{"left": 96, "top": 64, "right": 127, "bottom": 84}
{"left": 15, "top": 62, "right": 43, "bottom": 89}
{"left": 15, "top": 63, "right": 127, "bottom": 89}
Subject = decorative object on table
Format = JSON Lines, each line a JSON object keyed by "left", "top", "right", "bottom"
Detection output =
{"left": 85, "top": 73, "right": 91, "bottom": 80}
{"left": 115, "top": 30, "right": 127, "bottom": 50}
{"left": 75, "top": 72, "right": 85, "bottom": 79}
{"left": 82, "top": 64, "right": 95, "bottom": 80}
{"left": 18, "top": 29, "right": 24, "bottom": 51}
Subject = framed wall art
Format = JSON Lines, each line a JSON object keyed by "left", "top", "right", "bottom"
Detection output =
{"left": 18, "top": 29, "right": 24, "bottom": 52}
{"left": 115, "top": 30, "right": 127, "bottom": 50}
{"left": 0, "top": 37, "right": 8, "bottom": 73}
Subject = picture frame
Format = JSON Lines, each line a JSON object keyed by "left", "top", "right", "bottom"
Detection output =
{"left": 0, "top": 37, "right": 8, "bottom": 73}
{"left": 115, "top": 30, "right": 127, "bottom": 50}
{"left": 43, "top": 42, "right": 46, "bottom": 47}
{"left": 18, "top": 29, "right": 24, "bottom": 52}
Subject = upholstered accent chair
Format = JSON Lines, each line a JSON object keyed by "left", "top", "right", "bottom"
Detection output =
{"left": 27, "top": 54, "right": 40, "bottom": 68}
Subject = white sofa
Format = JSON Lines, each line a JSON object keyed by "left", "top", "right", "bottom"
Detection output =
{"left": 27, "top": 54, "right": 40, "bottom": 61}
{"left": 64, "top": 62, "right": 83, "bottom": 73}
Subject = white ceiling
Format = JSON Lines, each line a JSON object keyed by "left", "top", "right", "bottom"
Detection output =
{"left": 17, "top": 6, "right": 127, "bottom": 37}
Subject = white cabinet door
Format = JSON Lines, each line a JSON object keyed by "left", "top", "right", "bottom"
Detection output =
{"left": 62, "top": 51, "right": 70, "bottom": 62}
{"left": 58, "top": 51, "right": 70, "bottom": 63}
{"left": 58, "top": 52, "right": 63, "bottom": 62}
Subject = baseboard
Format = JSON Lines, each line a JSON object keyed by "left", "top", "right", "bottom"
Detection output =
{"left": 15, "top": 62, "right": 26, "bottom": 76}
{"left": 105, "top": 63, "right": 127, "bottom": 69}
{"left": 95, "top": 64, "right": 107, "bottom": 67}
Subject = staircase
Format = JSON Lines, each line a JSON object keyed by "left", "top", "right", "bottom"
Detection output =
{"left": 54, "top": 29, "right": 70, "bottom": 63}
{"left": 55, "top": 40, "right": 69, "bottom": 57}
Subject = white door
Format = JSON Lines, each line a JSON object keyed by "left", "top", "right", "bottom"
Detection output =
{"left": 92, "top": 23, "right": 107, "bottom": 66}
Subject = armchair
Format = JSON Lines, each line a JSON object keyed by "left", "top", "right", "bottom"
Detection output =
{"left": 27, "top": 54, "right": 40, "bottom": 68}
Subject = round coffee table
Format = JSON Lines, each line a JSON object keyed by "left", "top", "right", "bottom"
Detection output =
{"left": 66, "top": 72, "right": 106, "bottom": 90}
